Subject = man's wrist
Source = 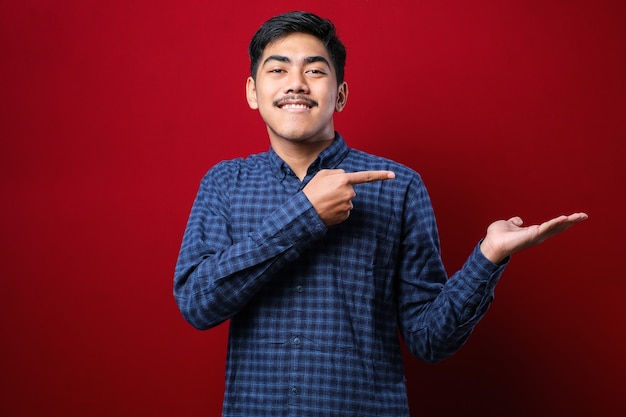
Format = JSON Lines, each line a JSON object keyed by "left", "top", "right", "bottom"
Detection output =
{"left": 480, "top": 239, "right": 508, "bottom": 265}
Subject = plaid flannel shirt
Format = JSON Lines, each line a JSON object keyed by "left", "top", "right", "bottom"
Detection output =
{"left": 174, "top": 134, "right": 507, "bottom": 416}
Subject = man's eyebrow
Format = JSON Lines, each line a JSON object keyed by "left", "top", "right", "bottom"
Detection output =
{"left": 304, "top": 56, "right": 331, "bottom": 67}
{"left": 263, "top": 55, "right": 291, "bottom": 66}
{"left": 262, "top": 55, "right": 331, "bottom": 67}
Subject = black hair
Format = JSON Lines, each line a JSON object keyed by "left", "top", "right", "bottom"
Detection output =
{"left": 248, "top": 11, "right": 346, "bottom": 84}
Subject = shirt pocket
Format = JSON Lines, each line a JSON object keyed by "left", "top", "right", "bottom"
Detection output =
{"left": 327, "top": 230, "right": 398, "bottom": 349}
{"left": 331, "top": 231, "right": 396, "bottom": 297}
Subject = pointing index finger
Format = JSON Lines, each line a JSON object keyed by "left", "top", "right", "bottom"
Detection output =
{"left": 344, "top": 170, "right": 396, "bottom": 185}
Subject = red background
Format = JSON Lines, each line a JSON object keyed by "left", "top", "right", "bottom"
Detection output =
{"left": 1, "top": 0, "right": 625, "bottom": 416}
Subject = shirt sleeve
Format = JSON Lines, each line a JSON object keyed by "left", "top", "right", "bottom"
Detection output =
{"left": 396, "top": 174, "right": 508, "bottom": 363}
{"left": 173, "top": 162, "right": 327, "bottom": 330}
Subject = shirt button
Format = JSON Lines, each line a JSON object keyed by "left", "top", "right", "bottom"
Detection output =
{"left": 296, "top": 285, "right": 303, "bottom": 293}
{"left": 293, "top": 337, "right": 301, "bottom": 345}
{"left": 291, "top": 387, "right": 298, "bottom": 395}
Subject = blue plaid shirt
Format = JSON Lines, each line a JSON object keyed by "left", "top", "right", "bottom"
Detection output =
{"left": 174, "top": 134, "right": 507, "bottom": 416}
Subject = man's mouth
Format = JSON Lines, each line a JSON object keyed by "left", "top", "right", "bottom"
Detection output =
{"left": 281, "top": 103, "right": 312, "bottom": 110}
{"left": 274, "top": 95, "right": 317, "bottom": 110}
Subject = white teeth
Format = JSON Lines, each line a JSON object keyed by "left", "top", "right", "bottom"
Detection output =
{"left": 282, "top": 104, "right": 310, "bottom": 109}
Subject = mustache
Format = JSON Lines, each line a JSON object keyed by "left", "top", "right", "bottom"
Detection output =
{"left": 273, "top": 95, "right": 318, "bottom": 107}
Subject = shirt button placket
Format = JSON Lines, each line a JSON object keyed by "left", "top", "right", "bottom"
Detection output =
{"left": 289, "top": 285, "right": 304, "bottom": 409}
{"left": 289, "top": 333, "right": 302, "bottom": 407}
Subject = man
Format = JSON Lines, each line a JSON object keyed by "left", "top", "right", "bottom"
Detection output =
{"left": 174, "top": 11, "right": 587, "bottom": 416}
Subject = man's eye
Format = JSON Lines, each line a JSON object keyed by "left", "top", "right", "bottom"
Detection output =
{"left": 307, "top": 69, "right": 326, "bottom": 75}
{"left": 269, "top": 69, "right": 285, "bottom": 73}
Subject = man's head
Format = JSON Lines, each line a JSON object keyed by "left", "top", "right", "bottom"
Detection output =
{"left": 245, "top": 11, "right": 349, "bottom": 146}
{"left": 249, "top": 11, "right": 346, "bottom": 85}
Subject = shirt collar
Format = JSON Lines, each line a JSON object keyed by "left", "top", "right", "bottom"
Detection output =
{"left": 268, "top": 132, "right": 350, "bottom": 179}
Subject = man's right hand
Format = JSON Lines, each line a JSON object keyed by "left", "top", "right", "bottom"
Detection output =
{"left": 302, "top": 169, "right": 395, "bottom": 226}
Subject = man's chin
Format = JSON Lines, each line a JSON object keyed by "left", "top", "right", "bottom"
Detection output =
{"left": 272, "top": 134, "right": 334, "bottom": 145}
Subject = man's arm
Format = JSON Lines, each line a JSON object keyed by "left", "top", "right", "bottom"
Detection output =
{"left": 173, "top": 164, "right": 326, "bottom": 330}
{"left": 396, "top": 175, "right": 588, "bottom": 363}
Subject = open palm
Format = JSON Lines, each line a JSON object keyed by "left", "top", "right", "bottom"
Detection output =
{"left": 480, "top": 213, "right": 588, "bottom": 264}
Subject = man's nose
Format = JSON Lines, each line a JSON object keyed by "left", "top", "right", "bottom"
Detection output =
{"left": 284, "top": 71, "right": 309, "bottom": 94}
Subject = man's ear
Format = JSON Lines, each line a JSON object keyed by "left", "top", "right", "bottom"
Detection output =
{"left": 246, "top": 77, "right": 258, "bottom": 110}
{"left": 335, "top": 81, "right": 349, "bottom": 112}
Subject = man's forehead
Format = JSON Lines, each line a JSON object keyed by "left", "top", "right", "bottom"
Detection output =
{"left": 261, "top": 33, "right": 331, "bottom": 62}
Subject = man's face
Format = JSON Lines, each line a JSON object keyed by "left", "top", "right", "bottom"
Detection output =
{"left": 246, "top": 32, "right": 348, "bottom": 145}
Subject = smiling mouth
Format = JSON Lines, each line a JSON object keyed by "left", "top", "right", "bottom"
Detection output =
{"left": 274, "top": 95, "right": 318, "bottom": 110}
{"left": 280, "top": 103, "right": 312, "bottom": 110}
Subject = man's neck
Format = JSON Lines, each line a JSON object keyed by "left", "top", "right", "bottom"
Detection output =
{"left": 270, "top": 137, "right": 335, "bottom": 180}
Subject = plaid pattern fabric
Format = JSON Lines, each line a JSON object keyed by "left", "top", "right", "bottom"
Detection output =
{"left": 174, "top": 134, "right": 507, "bottom": 416}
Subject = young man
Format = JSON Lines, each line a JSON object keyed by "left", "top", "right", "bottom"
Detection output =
{"left": 174, "top": 11, "right": 587, "bottom": 416}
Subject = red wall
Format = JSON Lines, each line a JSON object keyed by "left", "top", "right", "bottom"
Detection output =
{"left": 1, "top": 1, "right": 624, "bottom": 416}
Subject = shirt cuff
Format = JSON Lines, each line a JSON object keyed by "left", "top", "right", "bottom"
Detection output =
{"left": 253, "top": 191, "right": 327, "bottom": 254}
